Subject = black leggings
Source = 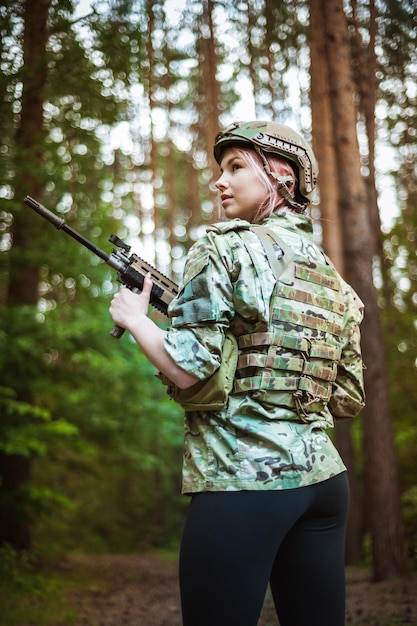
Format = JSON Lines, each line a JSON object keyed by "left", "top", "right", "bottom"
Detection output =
{"left": 179, "top": 473, "right": 349, "bottom": 626}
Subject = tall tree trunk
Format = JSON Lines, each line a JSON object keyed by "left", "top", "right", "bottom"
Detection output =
{"left": 244, "top": 0, "right": 262, "bottom": 117}
{"left": 3, "top": 0, "right": 51, "bottom": 550}
{"left": 308, "top": 1, "right": 344, "bottom": 273}
{"left": 351, "top": 0, "right": 381, "bottom": 257}
{"left": 198, "top": 0, "right": 220, "bottom": 174}
{"left": 10, "top": 0, "right": 50, "bottom": 302}
{"left": 145, "top": 0, "right": 159, "bottom": 265}
{"left": 309, "top": 0, "right": 363, "bottom": 565}
{"left": 264, "top": 1, "right": 279, "bottom": 118}
{"left": 321, "top": 0, "right": 407, "bottom": 580}
{"left": 195, "top": 0, "right": 221, "bottom": 222}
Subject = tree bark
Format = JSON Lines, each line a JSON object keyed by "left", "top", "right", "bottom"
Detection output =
{"left": 244, "top": 0, "right": 262, "bottom": 117}
{"left": 9, "top": 0, "right": 50, "bottom": 304}
{"left": 145, "top": 0, "right": 159, "bottom": 265}
{"left": 350, "top": 0, "right": 381, "bottom": 258}
{"left": 194, "top": 0, "right": 222, "bottom": 223}
{"left": 321, "top": 0, "right": 407, "bottom": 580}
{"left": 309, "top": 2, "right": 344, "bottom": 270}
{"left": 3, "top": 0, "right": 51, "bottom": 550}
{"left": 309, "top": 0, "right": 363, "bottom": 565}
{"left": 198, "top": 0, "right": 220, "bottom": 174}
{"left": 0, "top": 454, "right": 32, "bottom": 550}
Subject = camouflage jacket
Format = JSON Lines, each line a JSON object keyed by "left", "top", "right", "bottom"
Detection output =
{"left": 164, "top": 210, "right": 365, "bottom": 494}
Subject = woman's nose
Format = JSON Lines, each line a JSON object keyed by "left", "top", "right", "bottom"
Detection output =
{"left": 214, "top": 174, "right": 228, "bottom": 190}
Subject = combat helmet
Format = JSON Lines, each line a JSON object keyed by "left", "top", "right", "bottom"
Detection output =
{"left": 213, "top": 120, "right": 318, "bottom": 212}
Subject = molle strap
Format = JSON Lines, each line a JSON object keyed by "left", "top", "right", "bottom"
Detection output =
{"left": 237, "top": 351, "right": 337, "bottom": 382}
{"left": 233, "top": 374, "right": 332, "bottom": 401}
{"left": 238, "top": 331, "right": 341, "bottom": 360}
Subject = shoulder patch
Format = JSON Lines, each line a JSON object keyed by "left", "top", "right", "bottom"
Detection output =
{"left": 207, "top": 219, "right": 251, "bottom": 234}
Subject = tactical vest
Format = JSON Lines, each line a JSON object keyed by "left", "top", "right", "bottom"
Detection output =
{"left": 233, "top": 226, "right": 346, "bottom": 420}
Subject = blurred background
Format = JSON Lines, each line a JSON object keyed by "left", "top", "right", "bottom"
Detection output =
{"left": 0, "top": 0, "right": 416, "bottom": 617}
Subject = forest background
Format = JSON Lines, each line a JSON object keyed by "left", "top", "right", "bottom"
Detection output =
{"left": 0, "top": 0, "right": 417, "bottom": 620}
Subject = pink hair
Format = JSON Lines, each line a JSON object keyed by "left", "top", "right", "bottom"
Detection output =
{"left": 240, "top": 148, "right": 297, "bottom": 221}
{"left": 217, "top": 147, "right": 297, "bottom": 223}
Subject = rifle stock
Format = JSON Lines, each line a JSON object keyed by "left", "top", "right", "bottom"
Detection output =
{"left": 24, "top": 196, "right": 179, "bottom": 337}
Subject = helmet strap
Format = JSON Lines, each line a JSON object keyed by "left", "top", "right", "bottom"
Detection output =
{"left": 254, "top": 146, "right": 307, "bottom": 214}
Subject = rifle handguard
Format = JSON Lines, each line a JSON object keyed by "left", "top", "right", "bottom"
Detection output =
{"left": 24, "top": 196, "right": 179, "bottom": 337}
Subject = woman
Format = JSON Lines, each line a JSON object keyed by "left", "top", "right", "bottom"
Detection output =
{"left": 109, "top": 120, "right": 365, "bottom": 626}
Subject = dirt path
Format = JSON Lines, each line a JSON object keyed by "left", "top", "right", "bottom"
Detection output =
{"left": 67, "top": 554, "right": 417, "bottom": 625}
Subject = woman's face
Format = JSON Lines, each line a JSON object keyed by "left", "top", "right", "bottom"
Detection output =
{"left": 215, "top": 147, "right": 268, "bottom": 222}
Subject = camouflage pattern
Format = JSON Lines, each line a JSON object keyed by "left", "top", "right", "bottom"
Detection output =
{"left": 231, "top": 225, "right": 363, "bottom": 423}
{"left": 164, "top": 210, "right": 365, "bottom": 494}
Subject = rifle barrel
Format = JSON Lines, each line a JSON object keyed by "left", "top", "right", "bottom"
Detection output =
{"left": 24, "top": 196, "right": 110, "bottom": 262}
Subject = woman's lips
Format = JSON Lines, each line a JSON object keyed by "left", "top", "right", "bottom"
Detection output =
{"left": 221, "top": 194, "right": 232, "bottom": 205}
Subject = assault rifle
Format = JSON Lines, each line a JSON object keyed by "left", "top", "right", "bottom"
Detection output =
{"left": 23, "top": 196, "right": 179, "bottom": 338}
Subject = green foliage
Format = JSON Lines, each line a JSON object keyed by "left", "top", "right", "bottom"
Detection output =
{"left": 0, "top": 544, "right": 77, "bottom": 625}
{"left": 0, "top": 286, "right": 186, "bottom": 553}
{"left": 0, "top": 387, "right": 78, "bottom": 458}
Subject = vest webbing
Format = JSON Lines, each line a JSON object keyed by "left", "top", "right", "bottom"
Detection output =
{"left": 233, "top": 226, "right": 345, "bottom": 418}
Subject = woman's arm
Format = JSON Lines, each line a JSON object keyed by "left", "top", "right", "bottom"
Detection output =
{"left": 109, "top": 274, "right": 199, "bottom": 389}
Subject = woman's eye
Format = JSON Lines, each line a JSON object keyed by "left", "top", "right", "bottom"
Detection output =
{"left": 232, "top": 163, "right": 241, "bottom": 171}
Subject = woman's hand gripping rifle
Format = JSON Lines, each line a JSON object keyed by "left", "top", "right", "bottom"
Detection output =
{"left": 23, "top": 196, "right": 179, "bottom": 338}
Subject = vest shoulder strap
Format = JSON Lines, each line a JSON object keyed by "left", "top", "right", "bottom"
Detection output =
{"left": 247, "top": 225, "right": 296, "bottom": 281}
